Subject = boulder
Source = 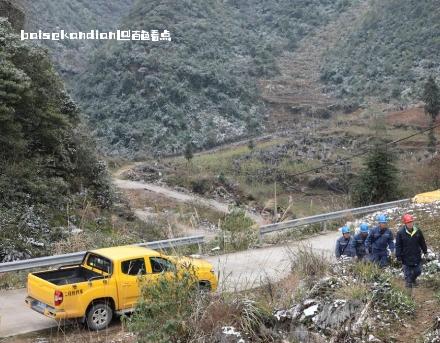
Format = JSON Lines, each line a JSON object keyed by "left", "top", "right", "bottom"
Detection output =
{"left": 313, "top": 299, "right": 363, "bottom": 331}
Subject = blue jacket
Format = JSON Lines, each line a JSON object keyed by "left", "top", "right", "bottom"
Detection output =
{"left": 351, "top": 233, "right": 368, "bottom": 258}
{"left": 365, "top": 226, "right": 395, "bottom": 254}
{"left": 335, "top": 236, "right": 356, "bottom": 258}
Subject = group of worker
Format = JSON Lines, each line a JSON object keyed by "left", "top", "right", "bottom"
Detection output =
{"left": 335, "top": 213, "right": 428, "bottom": 290}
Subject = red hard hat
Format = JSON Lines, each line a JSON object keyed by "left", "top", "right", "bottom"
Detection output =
{"left": 402, "top": 214, "right": 414, "bottom": 224}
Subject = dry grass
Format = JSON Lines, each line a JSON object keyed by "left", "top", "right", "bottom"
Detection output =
{"left": 0, "top": 270, "right": 28, "bottom": 290}
{"left": 254, "top": 273, "right": 301, "bottom": 309}
{"left": 286, "top": 244, "right": 330, "bottom": 280}
{"left": 334, "top": 283, "right": 369, "bottom": 301}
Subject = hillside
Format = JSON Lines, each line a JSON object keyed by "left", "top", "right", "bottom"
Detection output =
{"left": 0, "top": 10, "right": 118, "bottom": 262}
{"left": 72, "top": 0, "right": 353, "bottom": 157}
{"left": 0, "top": 10, "right": 173, "bottom": 265}
{"left": 320, "top": 0, "right": 440, "bottom": 104}
{"left": 9, "top": 0, "right": 440, "bottom": 157}
{"left": 20, "top": 0, "right": 134, "bottom": 77}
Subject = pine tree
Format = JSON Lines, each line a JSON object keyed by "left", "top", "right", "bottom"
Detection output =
{"left": 352, "top": 142, "right": 400, "bottom": 206}
{"left": 423, "top": 76, "right": 439, "bottom": 154}
{"left": 423, "top": 76, "right": 440, "bottom": 121}
{"left": 184, "top": 141, "right": 193, "bottom": 162}
{"left": 0, "top": 61, "right": 27, "bottom": 158}
{"left": 428, "top": 129, "right": 436, "bottom": 154}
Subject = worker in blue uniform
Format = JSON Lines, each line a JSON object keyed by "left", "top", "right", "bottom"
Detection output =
{"left": 365, "top": 214, "right": 395, "bottom": 268}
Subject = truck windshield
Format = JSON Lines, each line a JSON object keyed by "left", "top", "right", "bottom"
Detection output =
{"left": 85, "top": 253, "right": 112, "bottom": 275}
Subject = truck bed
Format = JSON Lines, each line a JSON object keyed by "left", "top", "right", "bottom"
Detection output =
{"left": 33, "top": 267, "right": 103, "bottom": 285}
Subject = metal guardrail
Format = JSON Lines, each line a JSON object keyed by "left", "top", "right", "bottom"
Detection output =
{"left": 0, "top": 235, "right": 205, "bottom": 273}
{"left": 260, "top": 199, "right": 411, "bottom": 235}
{"left": 0, "top": 199, "right": 412, "bottom": 273}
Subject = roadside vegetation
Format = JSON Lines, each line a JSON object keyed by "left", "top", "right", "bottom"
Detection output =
{"left": 123, "top": 243, "right": 440, "bottom": 343}
{"left": 0, "top": 15, "right": 198, "bottom": 265}
{"left": 0, "top": 20, "right": 117, "bottom": 262}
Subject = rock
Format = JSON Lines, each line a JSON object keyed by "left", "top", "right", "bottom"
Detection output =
{"left": 304, "top": 304, "right": 319, "bottom": 317}
{"left": 425, "top": 249, "right": 437, "bottom": 262}
{"left": 274, "top": 304, "right": 302, "bottom": 321}
{"left": 220, "top": 326, "right": 245, "bottom": 343}
{"left": 368, "top": 334, "right": 382, "bottom": 342}
{"left": 304, "top": 299, "right": 317, "bottom": 307}
{"left": 289, "top": 325, "right": 328, "bottom": 343}
{"left": 313, "top": 300, "right": 362, "bottom": 330}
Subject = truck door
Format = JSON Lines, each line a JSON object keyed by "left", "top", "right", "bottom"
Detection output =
{"left": 117, "top": 257, "right": 147, "bottom": 309}
{"left": 145, "top": 256, "right": 176, "bottom": 283}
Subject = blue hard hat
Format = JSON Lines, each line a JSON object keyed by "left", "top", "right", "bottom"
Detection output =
{"left": 377, "top": 214, "right": 388, "bottom": 223}
{"left": 341, "top": 226, "right": 350, "bottom": 234}
{"left": 359, "top": 223, "right": 369, "bottom": 233}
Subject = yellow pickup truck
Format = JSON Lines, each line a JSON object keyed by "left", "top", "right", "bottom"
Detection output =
{"left": 25, "top": 245, "right": 217, "bottom": 330}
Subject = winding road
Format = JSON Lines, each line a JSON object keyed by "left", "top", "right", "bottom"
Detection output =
{"left": 113, "top": 171, "right": 266, "bottom": 225}
{"left": 0, "top": 231, "right": 338, "bottom": 338}
{"left": 0, "top": 165, "right": 339, "bottom": 338}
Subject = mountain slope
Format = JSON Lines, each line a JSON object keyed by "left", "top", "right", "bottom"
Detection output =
{"left": 0, "top": 14, "right": 112, "bottom": 261}
{"left": 20, "top": 0, "right": 135, "bottom": 77}
{"left": 320, "top": 0, "right": 440, "bottom": 103}
{"left": 73, "top": 0, "right": 353, "bottom": 157}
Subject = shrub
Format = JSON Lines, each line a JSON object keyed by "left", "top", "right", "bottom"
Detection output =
{"left": 286, "top": 245, "right": 330, "bottom": 280}
{"left": 349, "top": 261, "right": 382, "bottom": 283}
{"left": 334, "top": 284, "right": 369, "bottom": 301}
{"left": 190, "top": 178, "right": 212, "bottom": 195}
{"left": 219, "top": 207, "right": 257, "bottom": 251}
{"left": 373, "top": 282, "right": 416, "bottom": 316}
{"left": 125, "top": 266, "right": 203, "bottom": 343}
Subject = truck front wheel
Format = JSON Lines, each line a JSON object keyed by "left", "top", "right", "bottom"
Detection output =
{"left": 86, "top": 302, "right": 113, "bottom": 331}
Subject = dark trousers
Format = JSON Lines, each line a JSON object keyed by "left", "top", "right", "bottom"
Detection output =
{"left": 403, "top": 263, "right": 422, "bottom": 288}
{"left": 370, "top": 252, "right": 389, "bottom": 268}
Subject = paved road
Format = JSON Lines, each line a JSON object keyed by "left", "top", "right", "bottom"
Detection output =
{"left": 0, "top": 231, "right": 338, "bottom": 338}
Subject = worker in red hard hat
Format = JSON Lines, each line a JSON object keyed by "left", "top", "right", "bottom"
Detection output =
{"left": 395, "top": 213, "right": 428, "bottom": 294}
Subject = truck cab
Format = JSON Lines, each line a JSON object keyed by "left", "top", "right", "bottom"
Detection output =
{"left": 25, "top": 245, "right": 217, "bottom": 330}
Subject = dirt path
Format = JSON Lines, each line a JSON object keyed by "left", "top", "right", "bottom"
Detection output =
{"left": 113, "top": 176, "right": 266, "bottom": 226}
{"left": 394, "top": 285, "right": 439, "bottom": 342}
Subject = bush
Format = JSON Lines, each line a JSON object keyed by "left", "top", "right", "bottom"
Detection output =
{"left": 0, "top": 20, "right": 113, "bottom": 259}
{"left": 219, "top": 207, "right": 257, "bottom": 251}
{"left": 126, "top": 264, "right": 275, "bottom": 342}
{"left": 334, "top": 284, "right": 369, "bottom": 301}
{"left": 190, "top": 178, "right": 213, "bottom": 195}
{"left": 125, "top": 266, "right": 203, "bottom": 343}
{"left": 321, "top": 0, "right": 440, "bottom": 102}
{"left": 372, "top": 282, "right": 416, "bottom": 316}
{"left": 287, "top": 245, "right": 330, "bottom": 280}
{"left": 349, "top": 261, "right": 382, "bottom": 283}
